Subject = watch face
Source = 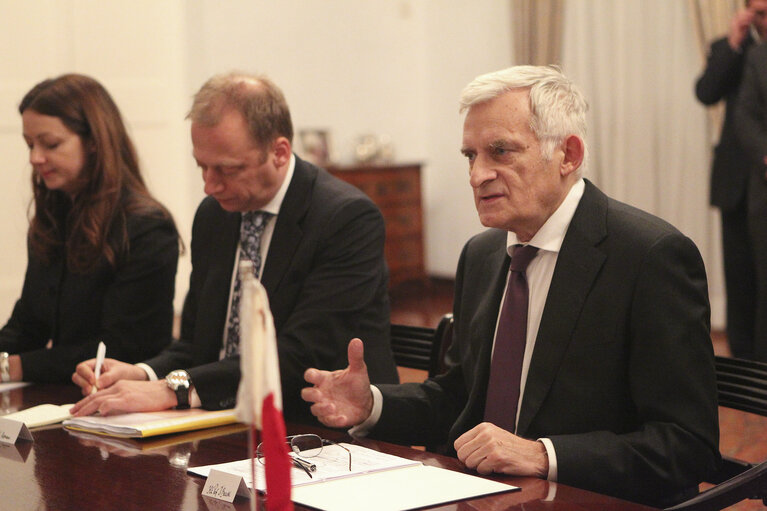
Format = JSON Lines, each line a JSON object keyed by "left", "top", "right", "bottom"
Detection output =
{"left": 167, "top": 370, "right": 191, "bottom": 409}
{"left": 167, "top": 370, "right": 190, "bottom": 389}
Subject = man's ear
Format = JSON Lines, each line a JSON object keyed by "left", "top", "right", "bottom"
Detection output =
{"left": 271, "top": 136, "right": 292, "bottom": 167}
{"left": 560, "top": 135, "right": 584, "bottom": 176}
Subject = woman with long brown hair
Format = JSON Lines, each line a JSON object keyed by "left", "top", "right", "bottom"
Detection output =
{"left": 0, "top": 74, "right": 179, "bottom": 383}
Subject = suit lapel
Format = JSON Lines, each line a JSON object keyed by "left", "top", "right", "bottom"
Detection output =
{"left": 260, "top": 157, "right": 315, "bottom": 296}
{"left": 455, "top": 234, "right": 510, "bottom": 433}
{"left": 474, "top": 241, "right": 509, "bottom": 358}
{"left": 516, "top": 181, "right": 608, "bottom": 436}
{"left": 195, "top": 204, "right": 240, "bottom": 363}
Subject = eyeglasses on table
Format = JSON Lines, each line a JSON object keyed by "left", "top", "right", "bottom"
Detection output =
{"left": 257, "top": 434, "right": 352, "bottom": 476}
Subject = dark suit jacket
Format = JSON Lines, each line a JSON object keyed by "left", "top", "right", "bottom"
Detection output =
{"left": 143, "top": 156, "right": 398, "bottom": 423}
{"left": 0, "top": 212, "right": 178, "bottom": 382}
{"left": 695, "top": 35, "right": 755, "bottom": 211}
{"left": 735, "top": 41, "right": 767, "bottom": 212}
{"left": 373, "top": 180, "right": 720, "bottom": 507}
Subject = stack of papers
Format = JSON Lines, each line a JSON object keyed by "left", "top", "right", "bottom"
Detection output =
{"left": 66, "top": 423, "right": 249, "bottom": 454}
{"left": 190, "top": 443, "right": 518, "bottom": 510}
{"left": 63, "top": 409, "right": 238, "bottom": 438}
{"left": 191, "top": 443, "right": 421, "bottom": 489}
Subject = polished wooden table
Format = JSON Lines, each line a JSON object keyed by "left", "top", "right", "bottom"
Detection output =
{"left": 0, "top": 384, "right": 659, "bottom": 510}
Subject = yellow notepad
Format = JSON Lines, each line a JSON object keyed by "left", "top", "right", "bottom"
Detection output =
{"left": 63, "top": 408, "right": 238, "bottom": 438}
{"left": 67, "top": 422, "right": 249, "bottom": 453}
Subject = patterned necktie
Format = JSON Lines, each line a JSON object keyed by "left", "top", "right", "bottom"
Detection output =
{"left": 224, "top": 211, "right": 272, "bottom": 357}
{"left": 483, "top": 244, "right": 539, "bottom": 433}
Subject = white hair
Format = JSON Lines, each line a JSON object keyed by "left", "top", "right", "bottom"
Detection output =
{"left": 460, "top": 65, "right": 589, "bottom": 171}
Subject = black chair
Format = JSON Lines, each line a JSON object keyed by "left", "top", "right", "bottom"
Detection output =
{"left": 390, "top": 313, "right": 453, "bottom": 378}
{"left": 667, "top": 355, "right": 767, "bottom": 510}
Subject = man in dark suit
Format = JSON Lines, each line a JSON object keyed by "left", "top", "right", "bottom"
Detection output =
{"left": 695, "top": 0, "right": 767, "bottom": 358}
{"left": 71, "top": 72, "right": 398, "bottom": 423}
{"left": 302, "top": 66, "right": 720, "bottom": 507}
{"left": 734, "top": 40, "right": 767, "bottom": 361}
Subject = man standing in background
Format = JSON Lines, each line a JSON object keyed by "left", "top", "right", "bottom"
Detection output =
{"left": 695, "top": 0, "right": 767, "bottom": 359}
{"left": 734, "top": 34, "right": 767, "bottom": 362}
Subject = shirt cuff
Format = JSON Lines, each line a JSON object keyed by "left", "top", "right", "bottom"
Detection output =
{"left": 136, "top": 363, "right": 158, "bottom": 381}
{"left": 538, "top": 437, "right": 558, "bottom": 481}
{"left": 189, "top": 387, "right": 202, "bottom": 408}
{"left": 348, "top": 385, "right": 383, "bottom": 437}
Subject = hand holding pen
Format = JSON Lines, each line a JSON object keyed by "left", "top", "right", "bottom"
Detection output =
{"left": 90, "top": 341, "right": 106, "bottom": 395}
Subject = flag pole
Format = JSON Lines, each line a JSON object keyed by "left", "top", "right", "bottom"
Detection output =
{"left": 236, "top": 260, "right": 293, "bottom": 511}
{"left": 252, "top": 274, "right": 265, "bottom": 511}
{"left": 250, "top": 424, "right": 261, "bottom": 511}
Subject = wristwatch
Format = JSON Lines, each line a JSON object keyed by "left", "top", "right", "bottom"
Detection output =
{"left": 165, "top": 369, "right": 192, "bottom": 409}
{"left": 0, "top": 352, "right": 9, "bottom": 382}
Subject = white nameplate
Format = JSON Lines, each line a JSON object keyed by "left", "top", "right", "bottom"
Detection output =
{"left": 0, "top": 440, "right": 32, "bottom": 462}
{"left": 0, "top": 417, "right": 33, "bottom": 445}
{"left": 202, "top": 468, "right": 251, "bottom": 503}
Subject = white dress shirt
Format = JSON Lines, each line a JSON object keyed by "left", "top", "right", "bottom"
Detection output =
{"left": 355, "top": 179, "right": 586, "bottom": 483}
{"left": 137, "top": 155, "right": 297, "bottom": 407}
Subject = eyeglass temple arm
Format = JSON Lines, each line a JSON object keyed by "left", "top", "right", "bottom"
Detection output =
{"left": 324, "top": 440, "right": 352, "bottom": 471}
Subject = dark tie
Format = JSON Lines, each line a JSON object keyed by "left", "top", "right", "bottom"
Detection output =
{"left": 484, "top": 244, "right": 539, "bottom": 433}
{"left": 224, "top": 211, "right": 272, "bottom": 357}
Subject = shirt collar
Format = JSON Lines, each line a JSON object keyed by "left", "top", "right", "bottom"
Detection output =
{"left": 506, "top": 178, "right": 585, "bottom": 256}
{"left": 254, "top": 153, "right": 295, "bottom": 216}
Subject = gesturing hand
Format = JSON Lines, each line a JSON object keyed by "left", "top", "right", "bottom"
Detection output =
{"left": 301, "top": 338, "right": 374, "bottom": 428}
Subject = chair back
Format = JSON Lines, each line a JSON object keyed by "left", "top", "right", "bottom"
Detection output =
{"left": 715, "top": 356, "right": 767, "bottom": 417}
{"left": 390, "top": 313, "right": 453, "bottom": 378}
{"left": 666, "top": 355, "right": 767, "bottom": 510}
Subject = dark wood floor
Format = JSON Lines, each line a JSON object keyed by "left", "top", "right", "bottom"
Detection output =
{"left": 390, "top": 278, "right": 767, "bottom": 510}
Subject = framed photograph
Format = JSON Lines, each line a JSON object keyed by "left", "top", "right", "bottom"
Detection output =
{"left": 299, "top": 129, "right": 331, "bottom": 167}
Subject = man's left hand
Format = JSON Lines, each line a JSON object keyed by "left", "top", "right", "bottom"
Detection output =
{"left": 454, "top": 422, "right": 548, "bottom": 478}
{"left": 69, "top": 380, "right": 176, "bottom": 416}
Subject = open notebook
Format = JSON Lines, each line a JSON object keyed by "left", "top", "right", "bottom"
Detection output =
{"left": 190, "top": 442, "right": 518, "bottom": 511}
{"left": 2, "top": 403, "right": 73, "bottom": 428}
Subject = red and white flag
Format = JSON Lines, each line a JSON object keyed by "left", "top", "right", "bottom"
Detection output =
{"left": 235, "top": 261, "right": 293, "bottom": 511}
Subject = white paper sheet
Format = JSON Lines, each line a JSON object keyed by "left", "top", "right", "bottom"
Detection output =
{"left": 190, "top": 443, "right": 421, "bottom": 490}
{"left": 291, "top": 464, "right": 518, "bottom": 511}
{"left": 190, "top": 442, "right": 519, "bottom": 510}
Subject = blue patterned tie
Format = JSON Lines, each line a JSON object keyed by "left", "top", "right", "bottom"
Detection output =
{"left": 224, "top": 211, "right": 272, "bottom": 357}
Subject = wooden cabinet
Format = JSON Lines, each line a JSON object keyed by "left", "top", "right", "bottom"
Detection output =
{"left": 327, "top": 163, "right": 425, "bottom": 287}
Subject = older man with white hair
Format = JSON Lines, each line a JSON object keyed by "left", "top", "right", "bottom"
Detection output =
{"left": 302, "top": 65, "right": 720, "bottom": 507}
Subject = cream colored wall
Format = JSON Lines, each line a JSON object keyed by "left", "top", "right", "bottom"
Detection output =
{"left": 184, "top": 0, "right": 510, "bottom": 279}
{"left": 0, "top": 0, "right": 726, "bottom": 329}
{"left": 0, "top": 0, "right": 508, "bottom": 322}
{"left": 0, "top": 0, "right": 194, "bottom": 317}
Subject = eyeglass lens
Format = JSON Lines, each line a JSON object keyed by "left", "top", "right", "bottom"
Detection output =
{"left": 290, "top": 435, "right": 324, "bottom": 456}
